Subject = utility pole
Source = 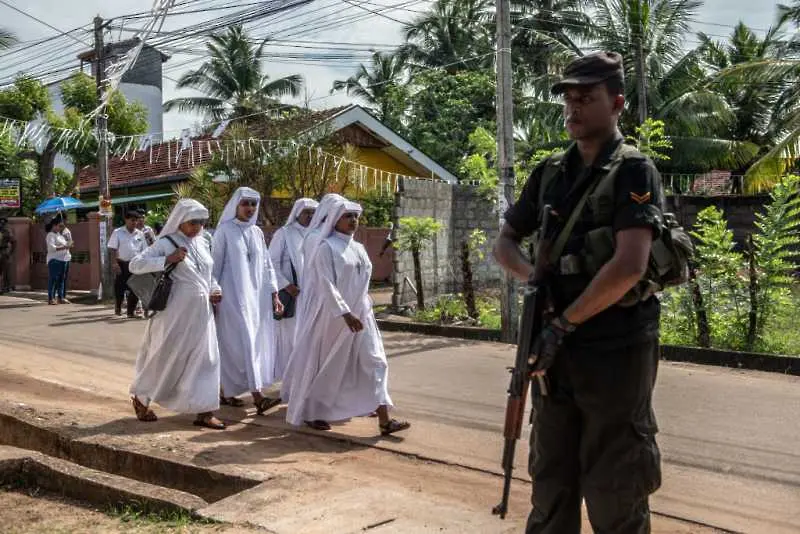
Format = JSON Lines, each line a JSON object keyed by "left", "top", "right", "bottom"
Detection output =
{"left": 636, "top": 19, "right": 648, "bottom": 125}
{"left": 94, "top": 15, "right": 113, "bottom": 300}
{"left": 495, "top": 0, "right": 518, "bottom": 343}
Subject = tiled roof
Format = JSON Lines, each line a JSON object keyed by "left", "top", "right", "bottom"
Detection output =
{"left": 78, "top": 106, "right": 355, "bottom": 192}
{"left": 78, "top": 136, "right": 216, "bottom": 191}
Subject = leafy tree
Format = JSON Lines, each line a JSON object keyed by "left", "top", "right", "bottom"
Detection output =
{"left": 628, "top": 118, "right": 672, "bottom": 161}
{"left": 396, "top": 216, "right": 443, "bottom": 309}
{"left": 331, "top": 51, "right": 409, "bottom": 129}
{"left": 356, "top": 190, "right": 394, "bottom": 227}
{"left": 54, "top": 73, "right": 148, "bottom": 189}
{"left": 460, "top": 228, "right": 487, "bottom": 320}
{"left": 173, "top": 167, "right": 229, "bottom": 226}
{"left": 163, "top": 25, "right": 303, "bottom": 120}
{"left": 405, "top": 70, "right": 496, "bottom": 174}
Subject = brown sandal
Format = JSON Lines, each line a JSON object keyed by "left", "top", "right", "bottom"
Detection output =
{"left": 255, "top": 397, "right": 281, "bottom": 415}
{"left": 305, "top": 420, "right": 331, "bottom": 431}
{"left": 380, "top": 419, "right": 410, "bottom": 436}
{"left": 193, "top": 413, "right": 225, "bottom": 430}
{"left": 132, "top": 397, "right": 157, "bottom": 422}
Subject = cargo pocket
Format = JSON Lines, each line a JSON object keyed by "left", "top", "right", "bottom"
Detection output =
{"left": 631, "top": 418, "right": 662, "bottom": 496}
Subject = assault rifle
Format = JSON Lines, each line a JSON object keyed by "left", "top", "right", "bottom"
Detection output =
{"left": 492, "top": 205, "right": 554, "bottom": 519}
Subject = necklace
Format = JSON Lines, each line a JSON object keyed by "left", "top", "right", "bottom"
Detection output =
{"left": 235, "top": 222, "right": 253, "bottom": 263}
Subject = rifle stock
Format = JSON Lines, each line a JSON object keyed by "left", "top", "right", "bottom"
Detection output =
{"left": 492, "top": 206, "right": 553, "bottom": 519}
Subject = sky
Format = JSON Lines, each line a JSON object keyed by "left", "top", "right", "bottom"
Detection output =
{"left": 0, "top": 0, "right": 787, "bottom": 137}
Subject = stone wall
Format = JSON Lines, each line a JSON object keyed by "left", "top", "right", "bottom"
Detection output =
{"left": 666, "top": 194, "right": 768, "bottom": 245}
{"left": 391, "top": 178, "right": 500, "bottom": 307}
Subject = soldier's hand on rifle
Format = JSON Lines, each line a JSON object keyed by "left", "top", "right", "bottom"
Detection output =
{"left": 529, "top": 315, "right": 576, "bottom": 376}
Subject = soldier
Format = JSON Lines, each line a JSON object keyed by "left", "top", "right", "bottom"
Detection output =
{"left": 0, "top": 217, "right": 16, "bottom": 293}
{"left": 493, "top": 51, "right": 664, "bottom": 534}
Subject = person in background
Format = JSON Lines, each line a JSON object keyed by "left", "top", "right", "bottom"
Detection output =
{"left": 45, "top": 218, "right": 72, "bottom": 305}
{"left": 136, "top": 211, "right": 157, "bottom": 246}
{"left": 108, "top": 211, "right": 146, "bottom": 318}
{"left": 378, "top": 221, "right": 395, "bottom": 258}
{"left": 0, "top": 217, "right": 16, "bottom": 294}
{"left": 212, "top": 187, "right": 284, "bottom": 414}
{"left": 129, "top": 199, "right": 225, "bottom": 430}
{"left": 268, "top": 197, "right": 318, "bottom": 381}
{"left": 58, "top": 214, "right": 74, "bottom": 299}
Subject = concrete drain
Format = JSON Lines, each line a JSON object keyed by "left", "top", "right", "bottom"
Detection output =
{"left": 0, "top": 412, "right": 263, "bottom": 505}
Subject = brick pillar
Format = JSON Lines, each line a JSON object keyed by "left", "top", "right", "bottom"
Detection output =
{"left": 7, "top": 217, "right": 31, "bottom": 290}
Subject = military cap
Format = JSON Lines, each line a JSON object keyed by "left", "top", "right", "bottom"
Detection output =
{"left": 551, "top": 51, "right": 625, "bottom": 95}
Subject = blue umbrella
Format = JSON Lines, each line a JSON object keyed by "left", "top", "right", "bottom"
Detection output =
{"left": 34, "top": 196, "right": 85, "bottom": 215}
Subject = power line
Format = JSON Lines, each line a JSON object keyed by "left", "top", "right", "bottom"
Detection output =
{"left": 0, "top": 0, "right": 91, "bottom": 47}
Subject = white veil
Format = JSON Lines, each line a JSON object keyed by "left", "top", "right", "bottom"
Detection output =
{"left": 158, "top": 199, "right": 209, "bottom": 238}
{"left": 306, "top": 198, "right": 363, "bottom": 266}
{"left": 218, "top": 187, "right": 260, "bottom": 226}
{"left": 307, "top": 193, "right": 346, "bottom": 232}
{"left": 285, "top": 198, "right": 319, "bottom": 229}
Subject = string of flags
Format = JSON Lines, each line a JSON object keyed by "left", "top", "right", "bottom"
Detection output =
{"left": 0, "top": 115, "right": 440, "bottom": 195}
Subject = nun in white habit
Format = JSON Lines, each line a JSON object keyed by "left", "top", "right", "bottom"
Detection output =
{"left": 129, "top": 199, "right": 225, "bottom": 430}
{"left": 268, "top": 197, "right": 318, "bottom": 379}
{"left": 212, "top": 187, "right": 283, "bottom": 415}
{"left": 280, "top": 192, "right": 345, "bottom": 400}
{"left": 283, "top": 197, "right": 410, "bottom": 436}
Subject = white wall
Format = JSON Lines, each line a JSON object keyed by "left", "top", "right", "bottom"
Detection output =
{"left": 118, "top": 82, "right": 163, "bottom": 136}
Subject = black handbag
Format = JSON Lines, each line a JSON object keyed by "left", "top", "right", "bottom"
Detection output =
{"left": 126, "top": 236, "right": 179, "bottom": 316}
{"left": 274, "top": 260, "right": 297, "bottom": 321}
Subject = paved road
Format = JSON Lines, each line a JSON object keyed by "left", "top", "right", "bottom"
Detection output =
{"left": 1, "top": 295, "right": 799, "bottom": 533}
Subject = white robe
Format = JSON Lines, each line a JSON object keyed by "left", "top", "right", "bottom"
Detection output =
{"left": 212, "top": 220, "right": 278, "bottom": 397}
{"left": 268, "top": 221, "right": 306, "bottom": 380}
{"left": 283, "top": 232, "right": 392, "bottom": 426}
{"left": 129, "top": 232, "right": 221, "bottom": 414}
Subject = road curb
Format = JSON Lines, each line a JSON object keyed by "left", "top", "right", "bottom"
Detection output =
{"left": 376, "top": 319, "right": 800, "bottom": 376}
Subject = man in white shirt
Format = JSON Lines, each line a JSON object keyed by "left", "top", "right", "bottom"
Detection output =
{"left": 135, "top": 211, "right": 157, "bottom": 246}
{"left": 108, "top": 211, "right": 146, "bottom": 317}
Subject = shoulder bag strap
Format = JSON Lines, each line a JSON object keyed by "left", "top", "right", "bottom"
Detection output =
{"left": 162, "top": 235, "right": 180, "bottom": 274}
{"left": 547, "top": 151, "right": 630, "bottom": 265}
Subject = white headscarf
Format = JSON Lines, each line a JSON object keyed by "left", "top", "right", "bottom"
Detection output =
{"left": 285, "top": 198, "right": 319, "bottom": 229}
{"left": 218, "top": 187, "right": 261, "bottom": 226}
{"left": 159, "top": 198, "right": 209, "bottom": 238}
{"left": 307, "top": 197, "right": 363, "bottom": 266}
{"left": 308, "top": 193, "right": 346, "bottom": 232}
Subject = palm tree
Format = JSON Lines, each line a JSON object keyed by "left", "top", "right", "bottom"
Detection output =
{"left": 0, "top": 29, "right": 15, "bottom": 49}
{"left": 589, "top": 0, "right": 701, "bottom": 127}
{"left": 711, "top": 3, "right": 800, "bottom": 189}
{"left": 401, "top": 0, "right": 494, "bottom": 73}
{"left": 164, "top": 25, "right": 303, "bottom": 120}
{"left": 331, "top": 51, "right": 408, "bottom": 125}
{"left": 511, "top": 0, "right": 593, "bottom": 83}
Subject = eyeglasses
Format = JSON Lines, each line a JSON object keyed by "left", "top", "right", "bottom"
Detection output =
{"left": 240, "top": 200, "right": 258, "bottom": 207}
{"left": 187, "top": 219, "right": 206, "bottom": 226}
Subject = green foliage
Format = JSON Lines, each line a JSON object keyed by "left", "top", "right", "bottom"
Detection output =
{"left": 395, "top": 216, "right": 442, "bottom": 252}
{"left": 415, "top": 293, "right": 501, "bottom": 329}
{"left": 54, "top": 73, "right": 149, "bottom": 170}
{"left": 0, "top": 76, "right": 50, "bottom": 121}
{"left": 689, "top": 206, "right": 749, "bottom": 348}
{"left": 628, "top": 118, "right": 673, "bottom": 162}
{"left": 144, "top": 200, "right": 174, "bottom": 228}
{"left": 405, "top": 70, "right": 495, "bottom": 174}
{"left": 356, "top": 190, "right": 394, "bottom": 227}
{"left": 466, "top": 229, "right": 487, "bottom": 260}
{"left": 173, "top": 167, "right": 229, "bottom": 226}
{"left": 749, "top": 175, "right": 800, "bottom": 343}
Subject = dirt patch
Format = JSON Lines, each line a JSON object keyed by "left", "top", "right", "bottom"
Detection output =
{"left": 0, "top": 490, "right": 262, "bottom": 534}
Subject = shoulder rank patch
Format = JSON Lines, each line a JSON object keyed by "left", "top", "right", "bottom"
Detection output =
{"left": 630, "top": 191, "right": 651, "bottom": 204}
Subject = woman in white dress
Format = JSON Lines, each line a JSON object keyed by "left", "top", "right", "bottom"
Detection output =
{"left": 128, "top": 199, "right": 225, "bottom": 430}
{"left": 268, "top": 197, "right": 318, "bottom": 379}
{"left": 283, "top": 197, "right": 410, "bottom": 436}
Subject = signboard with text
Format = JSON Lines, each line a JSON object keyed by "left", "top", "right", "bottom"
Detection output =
{"left": 0, "top": 178, "right": 20, "bottom": 209}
